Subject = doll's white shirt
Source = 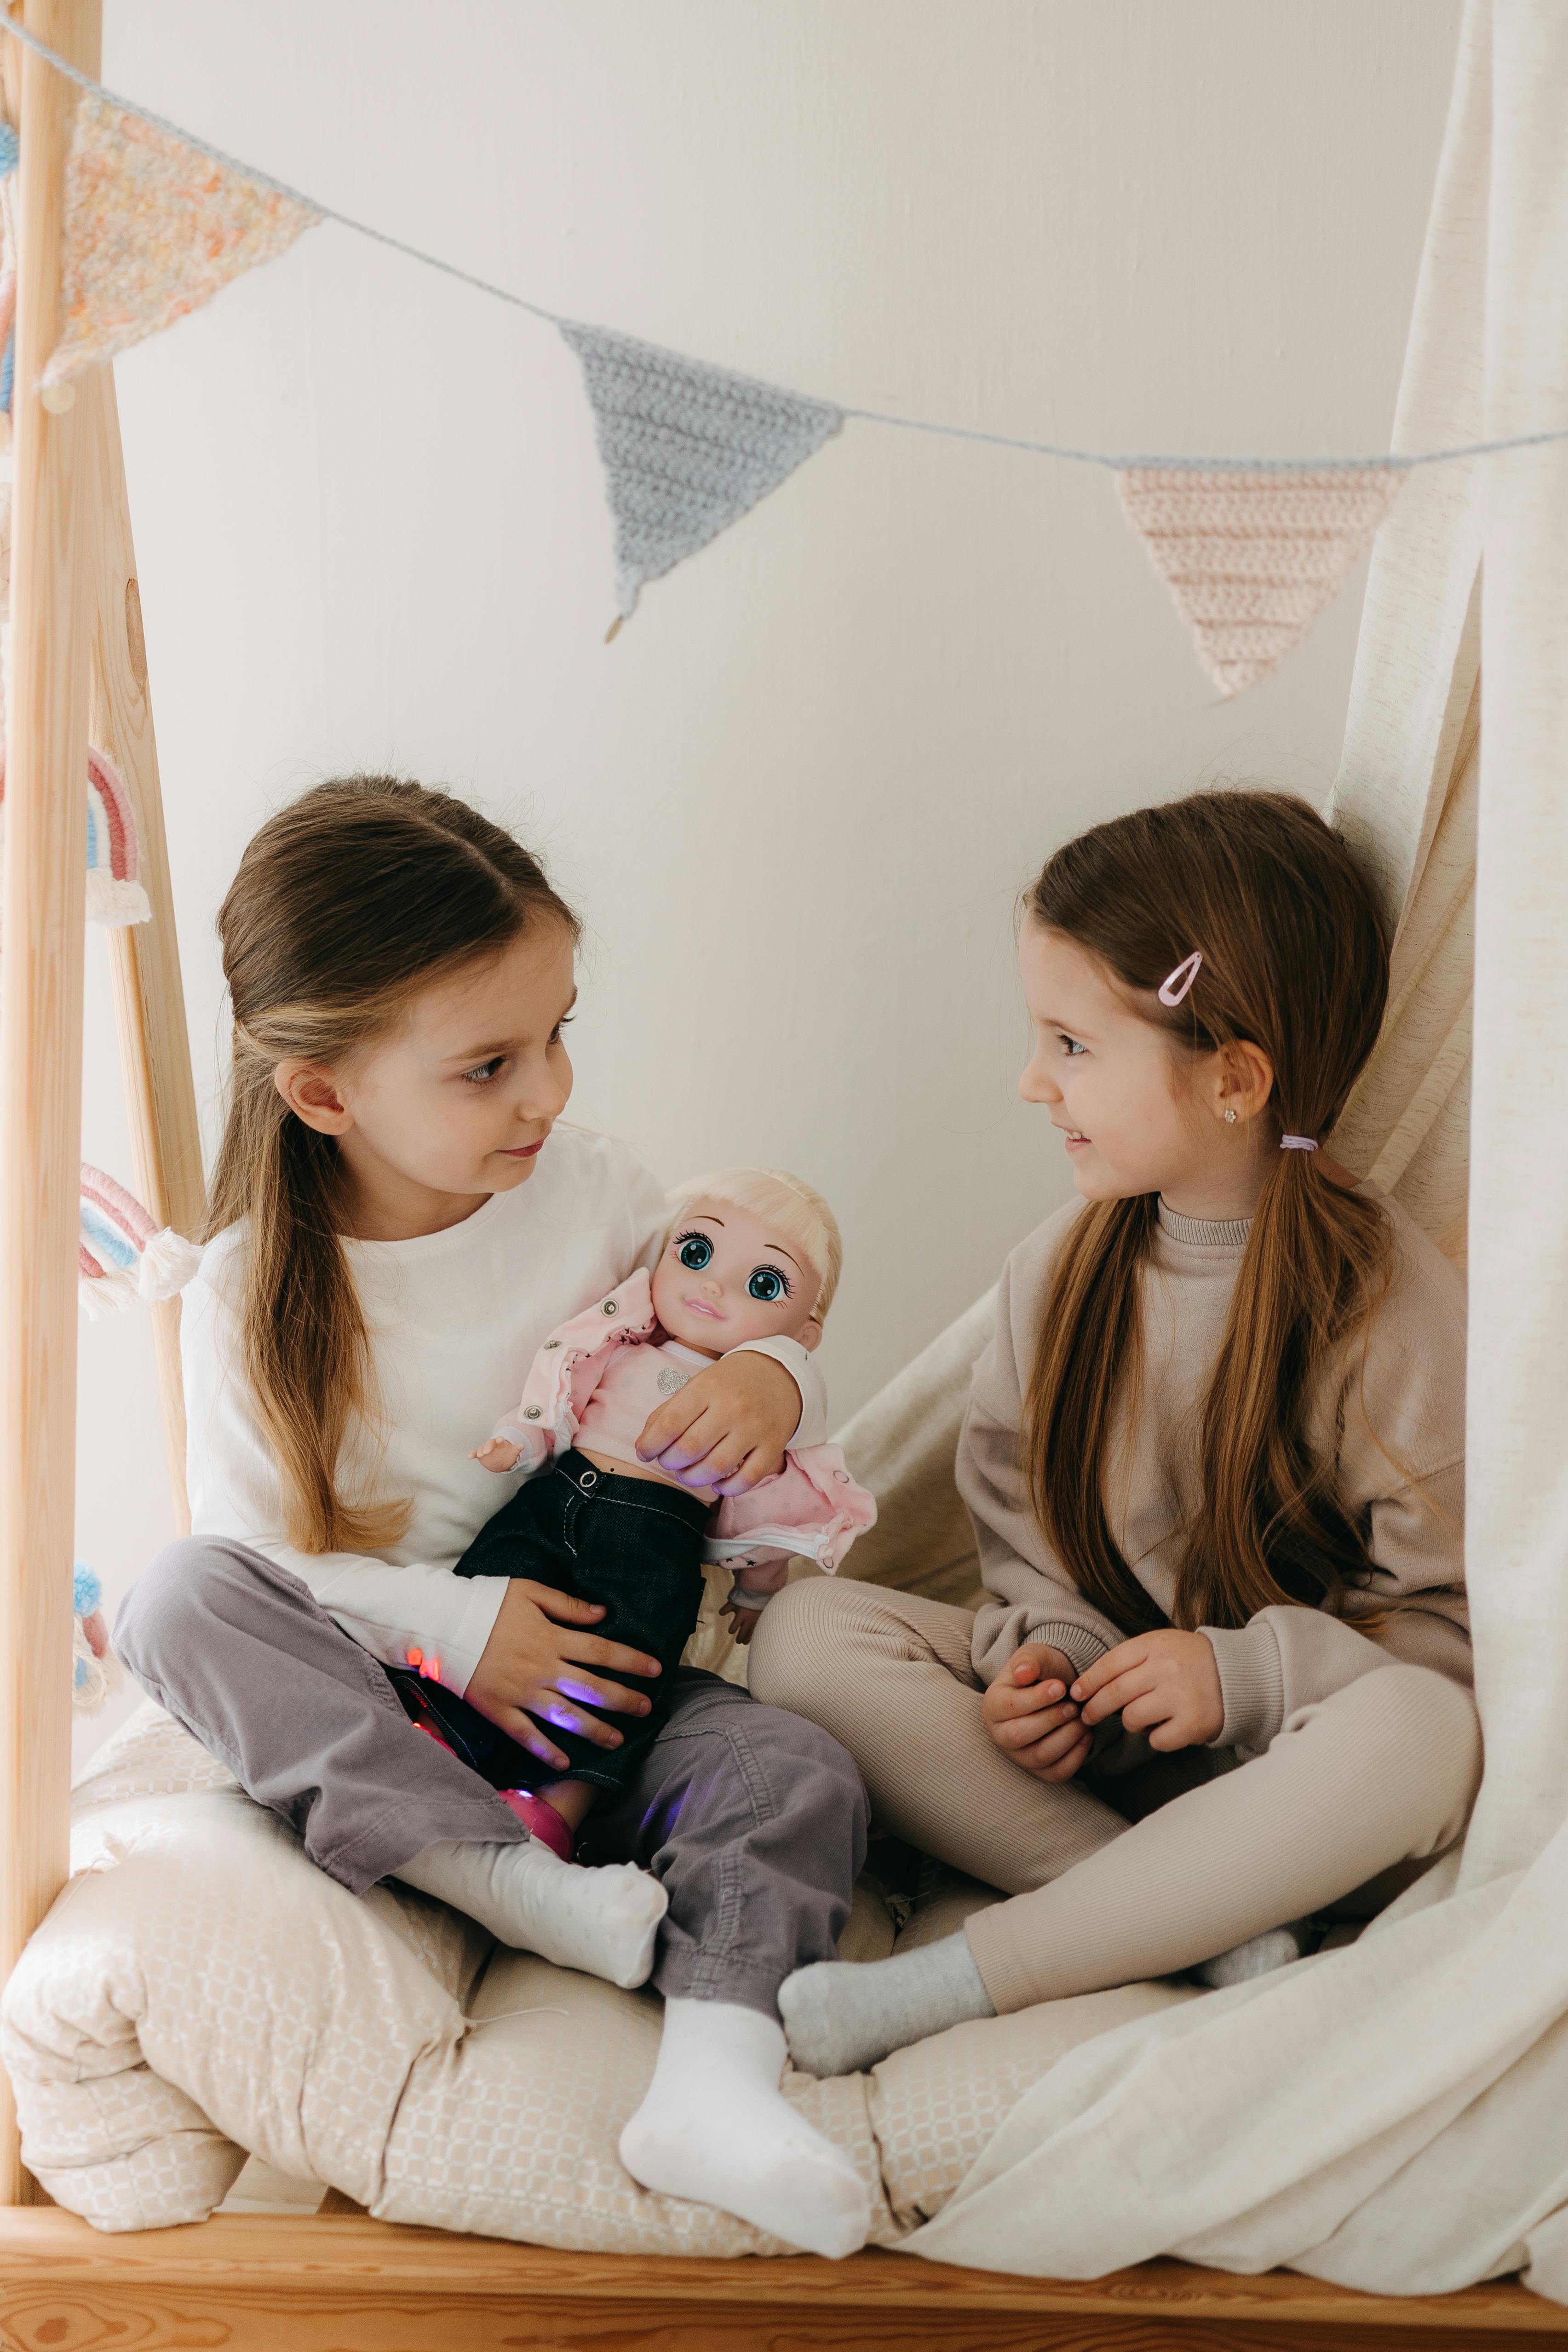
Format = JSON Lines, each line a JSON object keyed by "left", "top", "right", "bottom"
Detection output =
{"left": 178, "top": 1125, "right": 826, "bottom": 1698}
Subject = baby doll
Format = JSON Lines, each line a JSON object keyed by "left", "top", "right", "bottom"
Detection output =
{"left": 407, "top": 1168, "right": 874, "bottom": 1861}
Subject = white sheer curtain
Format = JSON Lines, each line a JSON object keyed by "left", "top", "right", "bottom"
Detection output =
{"left": 895, "top": 0, "right": 1568, "bottom": 2299}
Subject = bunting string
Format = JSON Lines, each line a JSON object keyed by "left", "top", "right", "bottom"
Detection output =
{"left": 5, "top": 13, "right": 1556, "bottom": 475}
{"left": 2, "top": 13, "right": 1559, "bottom": 689}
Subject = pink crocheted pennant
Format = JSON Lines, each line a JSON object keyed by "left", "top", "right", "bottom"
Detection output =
{"left": 1117, "top": 466, "right": 1404, "bottom": 699}
{"left": 43, "top": 91, "right": 319, "bottom": 388}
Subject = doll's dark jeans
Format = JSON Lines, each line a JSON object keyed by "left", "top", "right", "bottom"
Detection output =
{"left": 390, "top": 1449, "right": 712, "bottom": 1797}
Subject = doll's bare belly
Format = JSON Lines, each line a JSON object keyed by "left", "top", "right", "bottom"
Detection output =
{"left": 576, "top": 1444, "right": 719, "bottom": 1506}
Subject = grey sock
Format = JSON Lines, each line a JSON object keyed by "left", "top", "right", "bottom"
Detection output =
{"left": 779, "top": 1930, "right": 996, "bottom": 2078}
{"left": 1196, "top": 1920, "right": 1312, "bottom": 1990}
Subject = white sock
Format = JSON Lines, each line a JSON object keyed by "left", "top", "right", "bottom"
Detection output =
{"left": 395, "top": 1838, "right": 666, "bottom": 1990}
{"left": 1196, "top": 1920, "right": 1313, "bottom": 1989}
{"left": 619, "top": 1997, "right": 871, "bottom": 2259}
{"left": 780, "top": 1931, "right": 995, "bottom": 2078}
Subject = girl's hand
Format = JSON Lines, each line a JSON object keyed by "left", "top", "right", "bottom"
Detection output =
{"left": 465, "top": 1580, "right": 660, "bottom": 1772}
{"left": 470, "top": 1437, "right": 521, "bottom": 1474}
{"left": 636, "top": 1350, "right": 799, "bottom": 1495}
{"left": 981, "top": 1641, "right": 1091, "bottom": 1781}
{"left": 1071, "top": 1629, "right": 1223, "bottom": 1752}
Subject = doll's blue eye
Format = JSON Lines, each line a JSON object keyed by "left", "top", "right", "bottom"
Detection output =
{"left": 747, "top": 1266, "right": 788, "bottom": 1303}
{"left": 678, "top": 1233, "right": 713, "bottom": 1271}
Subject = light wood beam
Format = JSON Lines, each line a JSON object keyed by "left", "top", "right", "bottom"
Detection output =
{"left": 84, "top": 366, "right": 203, "bottom": 1526}
{"left": 0, "top": 0, "right": 102, "bottom": 2206}
{"left": 0, "top": 2218, "right": 1564, "bottom": 2351}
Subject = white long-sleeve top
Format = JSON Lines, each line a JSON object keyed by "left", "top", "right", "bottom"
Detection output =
{"left": 182, "top": 1125, "right": 827, "bottom": 1698}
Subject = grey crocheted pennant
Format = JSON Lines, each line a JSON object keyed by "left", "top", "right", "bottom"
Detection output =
{"left": 559, "top": 321, "right": 844, "bottom": 622}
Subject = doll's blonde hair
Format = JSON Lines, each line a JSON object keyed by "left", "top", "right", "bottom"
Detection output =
{"left": 665, "top": 1167, "right": 842, "bottom": 1322}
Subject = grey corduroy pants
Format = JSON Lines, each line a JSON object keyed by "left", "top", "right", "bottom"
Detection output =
{"left": 116, "top": 1537, "right": 868, "bottom": 2017}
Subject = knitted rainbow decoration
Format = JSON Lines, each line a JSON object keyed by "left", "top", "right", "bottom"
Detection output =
{"left": 0, "top": 744, "right": 151, "bottom": 927}
{"left": 72, "top": 1563, "right": 121, "bottom": 1715}
{"left": 85, "top": 746, "right": 151, "bottom": 926}
{"left": 78, "top": 1161, "right": 201, "bottom": 1320}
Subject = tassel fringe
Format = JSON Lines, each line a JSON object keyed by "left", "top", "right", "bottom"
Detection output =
{"left": 85, "top": 869, "right": 152, "bottom": 927}
{"left": 138, "top": 1227, "right": 203, "bottom": 1299}
{"left": 73, "top": 1612, "right": 124, "bottom": 1714}
{"left": 78, "top": 1266, "right": 139, "bottom": 1320}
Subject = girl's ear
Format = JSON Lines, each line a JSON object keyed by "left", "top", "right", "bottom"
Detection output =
{"left": 1214, "top": 1038, "right": 1275, "bottom": 1126}
{"left": 274, "top": 1060, "right": 353, "bottom": 1136}
{"left": 797, "top": 1317, "right": 824, "bottom": 1354}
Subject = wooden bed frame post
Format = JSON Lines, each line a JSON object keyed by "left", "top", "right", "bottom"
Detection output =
{"left": 86, "top": 365, "right": 204, "bottom": 1527}
{"left": 0, "top": 0, "right": 102, "bottom": 2207}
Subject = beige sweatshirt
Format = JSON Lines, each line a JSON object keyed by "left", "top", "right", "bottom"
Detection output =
{"left": 959, "top": 1187, "right": 1470, "bottom": 1765}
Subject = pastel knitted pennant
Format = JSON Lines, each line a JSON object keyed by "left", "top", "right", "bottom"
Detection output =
{"left": 1117, "top": 466, "right": 1404, "bottom": 697}
{"left": 43, "top": 91, "right": 320, "bottom": 388}
{"left": 559, "top": 321, "right": 843, "bottom": 624}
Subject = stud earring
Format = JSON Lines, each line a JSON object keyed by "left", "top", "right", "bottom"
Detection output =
{"left": 1224, "top": 1107, "right": 1238, "bottom": 1125}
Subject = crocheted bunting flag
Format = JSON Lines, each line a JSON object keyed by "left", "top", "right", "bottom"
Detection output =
{"left": 559, "top": 321, "right": 844, "bottom": 625}
{"left": 43, "top": 92, "right": 320, "bottom": 389}
{"left": 1117, "top": 466, "right": 1404, "bottom": 698}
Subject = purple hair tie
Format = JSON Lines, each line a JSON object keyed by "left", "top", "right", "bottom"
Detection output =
{"left": 1158, "top": 951, "right": 1202, "bottom": 1006}
{"left": 1281, "top": 1136, "right": 1318, "bottom": 1151}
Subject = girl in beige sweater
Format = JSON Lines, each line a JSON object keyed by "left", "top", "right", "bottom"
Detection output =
{"left": 751, "top": 788, "right": 1479, "bottom": 2075}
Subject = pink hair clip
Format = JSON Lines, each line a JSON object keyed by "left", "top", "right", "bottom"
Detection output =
{"left": 1158, "top": 951, "right": 1203, "bottom": 1006}
{"left": 1280, "top": 1136, "right": 1319, "bottom": 1151}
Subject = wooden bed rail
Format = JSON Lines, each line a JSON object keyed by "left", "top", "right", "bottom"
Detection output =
{"left": 1, "top": 2214, "right": 1566, "bottom": 2352}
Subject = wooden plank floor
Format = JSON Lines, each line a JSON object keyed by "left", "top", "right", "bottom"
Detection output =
{"left": 1, "top": 2210, "right": 1565, "bottom": 2352}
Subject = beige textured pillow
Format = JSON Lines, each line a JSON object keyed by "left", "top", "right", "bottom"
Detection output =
{"left": 379, "top": 1950, "right": 902, "bottom": 2253}
{"left": 869, "top": 1982, "right": 1201, "bottom": 2232}
{"left": 16, "top": 1698, "right": 1206, "bottom": 2254}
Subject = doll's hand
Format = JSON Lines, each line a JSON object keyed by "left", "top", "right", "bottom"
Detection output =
{"left": 636, "top": 1349, "right": 798, "bottom": 1495}
{"left": 466, "top": 1581, "right": 660, "bottom": 1772}
{"left": 1072, "top": 1629, "right": 1223, "bottom": 1752}
{"left": 470, "top": 1437, "right": 522, "bottom": 1474}
{"left": 982, "top": 1641, "right": 1091, "bottom": 1781}
{"left": 721, "top": 1595, "right": 762, "bottom": 1645}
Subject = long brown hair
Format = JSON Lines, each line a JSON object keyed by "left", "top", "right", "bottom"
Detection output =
{"left": 205, "top": 776, "right": 578, "bottom": 1554}
{"left": 1021, "top": 789, "right": 1392, "bottom": 1634}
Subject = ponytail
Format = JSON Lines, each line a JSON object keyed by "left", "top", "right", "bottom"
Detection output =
{"left": 1184, "top": 1152, "right": 1392, "bottom": 1627}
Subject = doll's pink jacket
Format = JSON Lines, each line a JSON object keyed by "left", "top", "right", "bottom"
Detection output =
{"left": 492, "top": 1268, "right": 876, "bottom": 1598}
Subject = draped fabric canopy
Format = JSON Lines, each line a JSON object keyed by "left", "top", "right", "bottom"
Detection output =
{"left": 838, "top": 0, "right": 1568, "bottom": 2298}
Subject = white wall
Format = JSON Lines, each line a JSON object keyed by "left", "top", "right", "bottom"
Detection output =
{"left": 74, "top": 0, "right": 1460, "bottom": 1761}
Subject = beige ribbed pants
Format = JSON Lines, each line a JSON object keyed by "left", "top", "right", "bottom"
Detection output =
{"left": 748, "top": 1579, "right": 1482, "bottom": 2015}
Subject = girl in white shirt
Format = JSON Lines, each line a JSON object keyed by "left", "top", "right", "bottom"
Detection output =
{"left": 115, "top": 775, "right": 871, "bottom": 2260}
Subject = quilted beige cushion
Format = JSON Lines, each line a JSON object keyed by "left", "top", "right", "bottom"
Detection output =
{"left": 870, "top": 1986, "right": 1197, "bottom": 2231}
{"left": 2, "top": 1700, "right": 1199, "bottom": 2249}
{"left": 379, "top": 1950, "right": 901, "bottom": 2253}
